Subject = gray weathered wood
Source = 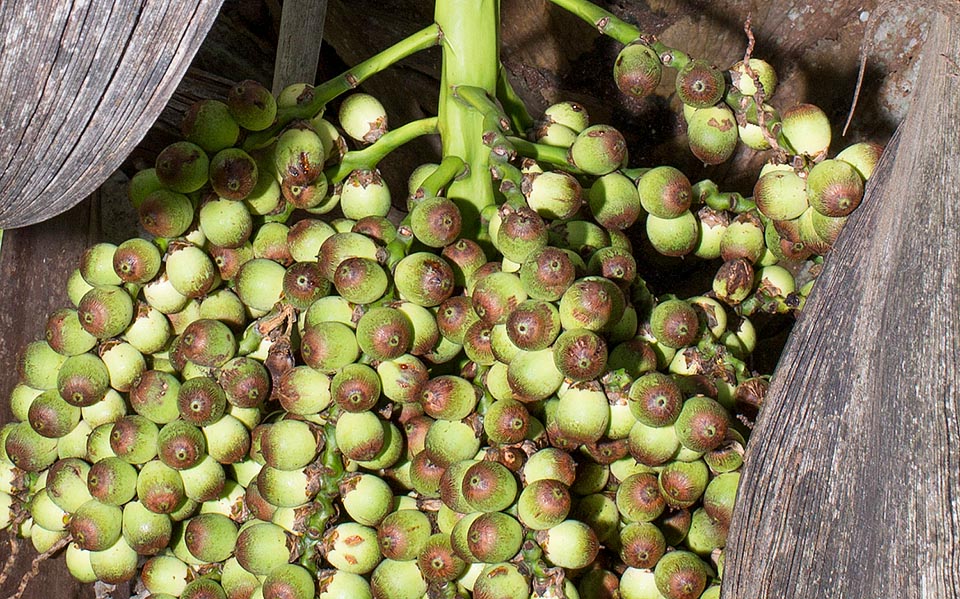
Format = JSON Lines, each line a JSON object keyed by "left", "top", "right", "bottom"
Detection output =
{"left": 0, "top": 0, "right": 224, "bottom": 229}
{"left": 272, "top": 0, "right": 329, "bottom": 94}
{"left": 723, "top": 9, "right": 960, "bottom": 599}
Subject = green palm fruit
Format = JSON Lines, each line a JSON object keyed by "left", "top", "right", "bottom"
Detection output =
{"left": 614, "top": 41, "right": 662, "bottom": 98}
{"left": 340, "top": 169, "right": 392, "bottom": 219}
{"left": 676, "top": 59, "right": 725, "bottom": 108}
{"left": 806, "top": 158, "right": 865, "bottom": 217}
{"left": 588, "top": 171, "right": 643, "bottom": 230}
{"left": 339, "top": 93, "right": 388, "bottom": 143}
{"left": 836, "top": 140, "right": 883, "bottom": 180}
{"left": 686, "top": 105, "right": 738, "bottom": 165}
{"left": 778, "top": 103, "right": 831, "bottom": 157}
{"left": 536, "top": 519, "right": 599, "bottom": 570}
{"left": 156, "top": 141, "right": 209, "bottom": 193}
{"left": 646, "top": 210, "right": 699, "bottom": 257}
{"left": 569, "top": 124, "right": 627, "bottom": 175}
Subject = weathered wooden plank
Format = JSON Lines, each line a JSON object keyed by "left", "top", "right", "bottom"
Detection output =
{"left": 723, "top": 8, "right": 960, "bottom": 599}
{"left": 0, "top": 0, "right": 223, "bottom": 229}
{"left": 272, "top": 0, "right": 329, "bottom": 94}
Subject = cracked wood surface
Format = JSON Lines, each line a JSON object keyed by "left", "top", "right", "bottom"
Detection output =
{"left": 0, "top": 0, "right": 223, "bottom": 229}
{"left": 724, "top": 9, "right": 960, "bottom": 599}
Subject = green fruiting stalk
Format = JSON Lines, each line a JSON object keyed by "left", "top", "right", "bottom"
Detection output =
{"left": 506, "top": 137, "right": 582, "bottom": 172}
{"left": 245, "top": 23, "right": 443, "bottom": 150}
{"left": 326, "top": 117, "right": 440, "bottom": 184}
{"left": 497, "top": 63, "right": 534, "bottom": 133}
{"left": 416, "top": 155, "right": 467, "bottom": 199}
{"left": 545, "top": 0, "right": 690, "bottom": 67}
{"left": 436, "top": 0, "right": 501, "bottom": 226}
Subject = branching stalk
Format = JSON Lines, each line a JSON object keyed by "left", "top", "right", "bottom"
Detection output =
{"left": 506, "top": 137, "right": 581, "bottom": 172}
{"left": 416, "top": 155, "right": 467, "bottom": 199}
{"left": 245, "top": 23, "right": 442, "bottom": 150}
{"left": 325, "top": 117, "right": 440, "bottom": 184}
{"left": 544, "top": 0, "right": 691, "bottom": 68}
{"left": 497, "top": 64, "right": 535, "bottom": 134}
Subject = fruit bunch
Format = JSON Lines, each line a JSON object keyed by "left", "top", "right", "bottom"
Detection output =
{"left": 0, "top": 1, "right": 881, "bottom": 599}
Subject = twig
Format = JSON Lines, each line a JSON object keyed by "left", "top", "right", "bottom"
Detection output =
{"left": 740, "top": 16, "right": 785, "bottom": 155}
{"left": 5, "top": 534, "right": 72, "bottom": 599}
{"left": 0, "top": 510, "right": 30, "bottom": 586}
{"left": 843, "top": 53, "right": 868, "bottom": 137}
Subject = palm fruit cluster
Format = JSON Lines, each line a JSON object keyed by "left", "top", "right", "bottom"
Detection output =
{"left": 0, "top": 2, "right": 881, "bottom": 599}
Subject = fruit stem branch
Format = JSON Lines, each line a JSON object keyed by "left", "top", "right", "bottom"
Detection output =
{"left": 435, "top": 0, "right": 502, "bottom": 234}
{"left": 311, "top": 23, "right": 443, "bottom": 112}
{"left": 506, "top": 136, "right": 581, "bottom": 172}
{"left": 416, "top": 155, "right": 467, "bottom": 199}
{"left": 544, "top": 0, "right": 690, "bottom": 68}
{"left": 325, "top": 117, "right": 440, "bottom": 184}
{"left": 244, "top": 23, "right": 442, "bottom": 149}
{"left": 497, "top": 64, "right": 535, "bottom": 134}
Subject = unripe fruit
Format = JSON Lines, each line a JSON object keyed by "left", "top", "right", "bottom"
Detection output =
{"left": 646, "top": 211, "right": 699, "bottom": 256}
{"left": 462, "top": 460, "right": 518, "bottom": 512}
{"left": 687, "top": 105, "right": 738, "bottom": 165}
{"left": 654, "top": 550, "right": 711, "bottom": 599}
{"left": 394, "top": 252, "right": 456, "bottom": 307}
{"left": 340, "top": 169, "right": 392, "bottom": 219}
{"left": 226, "top": 79, "right": 277, "bottom": 130}
{"left": 178, "top": 376, "right": 227, "bottom": 426}
{"left": 615, "top": 41, "right": 662, "bottom": 98}
{"left": 754, "top": 169, "right": 808, "bottom": 221}
{"left": 156, "top": 141, "right": 210, "bottom": 193}
{"left": 410, "top": 196, "right": 462, "bottom": 247}
{"left": 674, "top": 396, "right": 729, "bottom": 453}
{"left": 536, "top": 519, "right": 600, "bottom": 570}
{"left": 45, "top": 308, "right": 98, "bottom": 356}
{"left": 588, "top": 171, "right": 643, "bottom": 230}
{"left": 729, "top": 58, "right": 778, "bottom": 97}
{"left": 137, "top": 460, "right": 186, "bottom": 514}
{"left": 70, "top": 499, "right": 123, "bottom": 551}
{"left": 122, "top": 500, "right": 173, "bottom": 555}
{"left": 659, "top": 459, "right": 710, "bottom": 509}
{"left": 139, "top": 189, "right": 196, "bottom": 239}
{"left": 182, "top": 99, "right": 239, "bottom": 152}
{"left": 676, "top": 59, "right": 725, "bottom": 108}
{"left": 569, "top": 124, "right": 627, "bottom": 175}
{"left": 339, "top": 93, "right": 388, "bottom": 143}
{"left": 370, "top": 559, "right": 427, "bottom": 599}
{"left": 180, "top": 319, "right": 236, "bottom": 368}
{"left": 651, "top": 299, "right": 700, "bottom": 349}
{"left": 779, "top": 103, "right": 832, "bottom": 156}
{"left": 377, "top": 509, "right": 432, "bottom": 561}
{"left": 516, "top": 478, "right": 571, "bottom": 530}
{"left": 184, "top": 513, "right": 238, "bottom": 563}
{"left": 806, "top": 158, "right": 865, "bottom": 217}
{"left": 78, "top": 285, "right": 134, "bottom": 339}
{"left": 519, "top": 246, "right": 576, "bottom": 301}
{"left": 263, "top": 563, "right": 315, "bottom": 599}
{"left": 467, "top": 511, "right": 524, "bottom": 563}
{"left": 323, "top": 522, "right": 381, "bottom": 574}
{"left": 235, "top": 522, "right": 291, "bottom": 575}
{"left": 87, "top": 456, "right": 138, "bottom": 505}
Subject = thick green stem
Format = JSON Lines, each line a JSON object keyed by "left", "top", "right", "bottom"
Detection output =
{"left": 497, "top": 64, "right": 534, "bottom": 134}
{"left": 435, "top": 0, "right": 502, "bottom": 234}
{"left": 244, "top": 24, "right": 442, "bottom": 150}
{"left": 325, "top": 117, "right": 439, "bottom": 184}
{"left": 417, "top": 155, "right": 467, "bottom": 198}
{"left": 506, "top": 136, "right": 581, "bottom": 172}
{"left": 544, "top": 0, "right": 690, "bottom": 68}
{"left": 311, "top": 24, "right": 442, "bottom": 111}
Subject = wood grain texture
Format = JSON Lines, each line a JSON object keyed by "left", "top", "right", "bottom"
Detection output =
{"left": 0, "top": 0, "right": 224, "bottom": 229}
{"left": 272, "top": 0, "right": 328, "bottom": 94}
{"left": 723, "top": 10, "right": 960, "bottom": 599}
